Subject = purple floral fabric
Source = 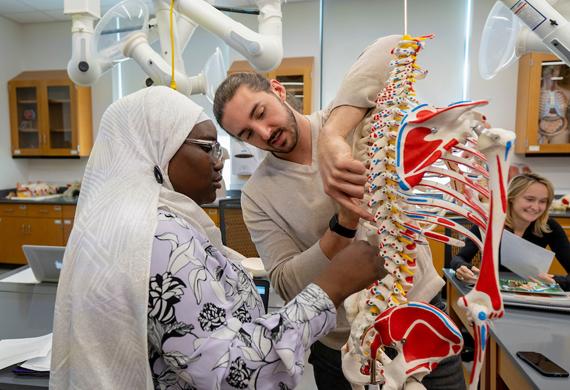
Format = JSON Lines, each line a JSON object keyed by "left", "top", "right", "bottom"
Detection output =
{"left": 148, "top": 210, "right": 336, "bottom": 389}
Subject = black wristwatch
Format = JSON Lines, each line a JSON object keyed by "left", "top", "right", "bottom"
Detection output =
{"left": 329, "top": 214, "right": 357, "bottom": 238}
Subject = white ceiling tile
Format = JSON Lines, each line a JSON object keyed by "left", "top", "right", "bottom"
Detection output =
{"left": 3, "top": 11, "right": 57, "bottom": 24}
{"left": 0, "top": 0, "right": 33, "bottom": 13}
{"left": 0, "top": 0, "right": 310, "bottom": 24}
{"left": 21, "top": 0, "right": 66, "bottom": 11}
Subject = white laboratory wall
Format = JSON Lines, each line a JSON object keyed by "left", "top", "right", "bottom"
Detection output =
{"left": 0, "top": 16, "right": 26, "bottom": 189}
{"left": 322, "top": 0, "right": 467, "bottom": 109}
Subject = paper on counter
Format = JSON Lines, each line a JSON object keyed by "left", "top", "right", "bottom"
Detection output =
{"left": 0, "top": 333, "right": 51, "bottom": 371}
{"left": 20, "top": 349, "right": 51, "bottom": 371}
{"left": 0, "top": 268, "right": 39, "bottom": 284}
{"left": 501, "top": 230, "right": 554, "bottom": 280}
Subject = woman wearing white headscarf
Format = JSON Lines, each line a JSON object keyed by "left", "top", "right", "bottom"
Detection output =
{"left": 50, "top": 86, "right": 384, "bottom": 389}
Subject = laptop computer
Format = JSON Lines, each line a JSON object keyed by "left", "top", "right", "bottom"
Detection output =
{"left": 21, "top": 245, "right": 66, "bottom": 283}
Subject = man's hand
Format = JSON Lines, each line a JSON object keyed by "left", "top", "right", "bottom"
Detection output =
{"left": 318, "top": 132, "right": 372, "bottom": 221}
{"left": 318, "top": 105, "right": 373, "bottom": 221}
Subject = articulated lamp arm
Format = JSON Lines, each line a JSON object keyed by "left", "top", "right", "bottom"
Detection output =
{"left": 177, "top": 0, "right": 283, "bottom": 72}
{"left": 64, "top": 0, "right": 283, "bottom": 95}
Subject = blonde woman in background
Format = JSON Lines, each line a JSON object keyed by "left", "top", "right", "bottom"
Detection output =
{"left": 451, "top": 173, "right": 570, "bottom": 290}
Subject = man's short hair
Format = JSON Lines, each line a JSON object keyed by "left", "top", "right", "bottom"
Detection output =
{"left": 213, "top": 72, "right": 271, "bottom": 127}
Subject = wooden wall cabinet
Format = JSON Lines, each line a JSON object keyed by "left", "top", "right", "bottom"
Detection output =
{"left": 515, "top": 52, "right": 570, "bottom": 154}
{"left": 0, "top": 204, "right": 76, "bottom": 265}
{"left": 228, "top": 57, "right": 313, "bottom": 114}
{"left": 8, "top": 70, "right": 93, "bottom": 158}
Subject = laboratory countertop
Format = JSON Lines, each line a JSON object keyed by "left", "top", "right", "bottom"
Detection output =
{"left": 0, "top": 189, "right": 77, "bottom": 205}
{"left": 0, "top": 189, "right": 240, "bottom": 208}
{"left": 444, "top": 268, "right": 570, "bottom": 390}
{"left": 2, "top": 188, "right": 570, "bottom": 216}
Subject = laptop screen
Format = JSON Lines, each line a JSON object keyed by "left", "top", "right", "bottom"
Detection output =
{"left": 21, "top": 245, "right": 66, "bottom": 283}
{"left": 253, "top": 278, "right": 270, "bottom": 313}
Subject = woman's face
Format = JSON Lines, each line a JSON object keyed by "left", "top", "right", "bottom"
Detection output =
{"left": 511, "top": 182, "right": 549, "bottom": 225}
{"left": 168, "top": 120, "right": 223, "bottom": 205}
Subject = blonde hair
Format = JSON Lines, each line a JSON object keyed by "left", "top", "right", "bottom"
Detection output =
{"left": 505, "top": 173, "right": 554, "bottom": 236}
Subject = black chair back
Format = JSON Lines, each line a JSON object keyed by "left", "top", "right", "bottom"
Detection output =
{"left": 218, "top": 198, "right": 259, "bottom": 258}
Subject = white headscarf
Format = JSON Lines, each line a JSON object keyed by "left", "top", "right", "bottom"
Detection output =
{"left": 50, "top": 86, "right": 240, "bottom": 389}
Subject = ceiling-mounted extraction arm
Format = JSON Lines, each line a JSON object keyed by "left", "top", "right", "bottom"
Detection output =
{"left": 480, "top": 0, "right": 570, "bottom": 79}
{"left": 63, "top": 0, "right": 283, "bottom": 98}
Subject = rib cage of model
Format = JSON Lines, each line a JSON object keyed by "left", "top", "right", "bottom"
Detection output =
{"left": 342, "top": 35, "right": 515, "bottom": 390}
{"left": 64, "top": 0, "right": 283, "bottom": 97}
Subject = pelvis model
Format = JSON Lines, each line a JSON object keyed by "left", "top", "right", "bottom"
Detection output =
{"left": 342, "top": 35, "right": 515, "bottom": 390}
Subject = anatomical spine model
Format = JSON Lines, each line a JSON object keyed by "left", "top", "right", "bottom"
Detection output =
{"left": 342, "top": 35, "right": 515, "bottom": 390}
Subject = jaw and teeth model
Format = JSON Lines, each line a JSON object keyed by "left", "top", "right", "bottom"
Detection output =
{"left": 341, "top": 35, "right": 515, "bottom": 390}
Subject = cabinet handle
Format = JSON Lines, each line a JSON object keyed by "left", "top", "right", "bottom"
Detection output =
{"left": 54, "top": 206, "right": 61, "bottom": 211}
{"left": 39, "top": 209, "right": 49, "bottom": 214}
{"left": 20, "top": 224, "right": 26, "bottom": 233}
{"left": 27, "top": 224, "right": 31, "bottom": 234}
{"left": 54, "top": 219, "right": 62, "bottom": 224}
{"left": 19, "top": 205, "right": 27, "bottom": 210}
{"left": 64, "top": 220, "right": 72, "bottom": 225}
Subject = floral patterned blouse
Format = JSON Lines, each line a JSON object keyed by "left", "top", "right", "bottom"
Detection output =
{"left": 148, "top": 210, "right": 336, "bottom": 389}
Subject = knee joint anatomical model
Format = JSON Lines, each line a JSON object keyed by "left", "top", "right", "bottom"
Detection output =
{"left": 342, "top": 35, "right": 515, "bottom": 390}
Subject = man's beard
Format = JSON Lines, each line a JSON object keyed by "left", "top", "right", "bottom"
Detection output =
{"left": 267, "top": 102, "right": 299, "bottom": 154}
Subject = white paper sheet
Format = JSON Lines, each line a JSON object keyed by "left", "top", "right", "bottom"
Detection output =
{"left": 20, "top": 349, "right": 51, "bottom": 371}
{"left": 0, "top": 268, "right": 39, "bottom": 284}
{"left": 500, "top": 230, "right": 555, "bottom": 280}
{"left": 0, "top": 333, "right": 51, "bottom": 370}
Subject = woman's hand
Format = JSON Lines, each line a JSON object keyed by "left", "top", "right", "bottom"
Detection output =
{"left": 455, "top": 265, "right": 479, "bottom": 284}
{"left": 531, "top": 273, "right": 556, "bottom": 285}
{"left": 314, "top": 241, "right": 385, "bottom": 307}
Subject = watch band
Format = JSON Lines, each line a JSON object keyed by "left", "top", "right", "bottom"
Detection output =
{"left": 329, "top": 214, "right": 357, "bottom": 238}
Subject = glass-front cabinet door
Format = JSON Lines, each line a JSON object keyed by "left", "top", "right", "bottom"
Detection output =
{"left": 516, "top": 52, "right": 570, "bottom": 154}
{"left": 8, "top": 70, "right": 92, "bottom": 158}
{"left": 46, "top": 84, "right": 76, "bottom": 154}
{"left": 10, "top": 84, "right": 43, "bottom": 155}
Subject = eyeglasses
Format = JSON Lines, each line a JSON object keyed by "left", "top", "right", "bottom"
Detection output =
{"left": 184, "top": 138, "right": 223, "bottom": 162}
